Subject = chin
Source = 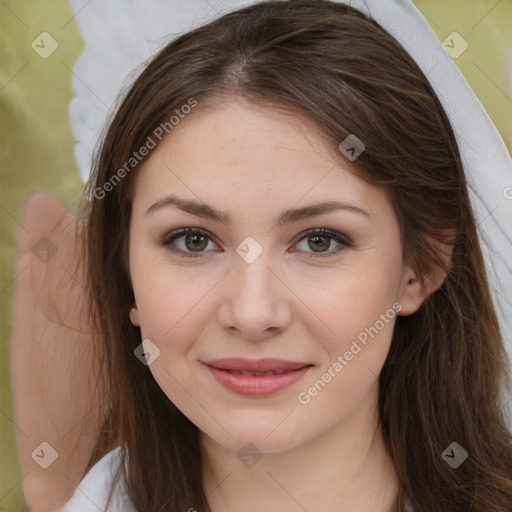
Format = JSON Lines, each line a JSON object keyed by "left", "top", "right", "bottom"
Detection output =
{"left": 198, "top": 414, "right": 311, "bottom": 454}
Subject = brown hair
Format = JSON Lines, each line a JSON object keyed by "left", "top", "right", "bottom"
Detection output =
{"left": 81, "top": 1, "right": 512, "bottom": 510}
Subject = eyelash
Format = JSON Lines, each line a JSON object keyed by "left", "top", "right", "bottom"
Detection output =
{"left": 159, "top": 227, "right": 353, "bottom": 259}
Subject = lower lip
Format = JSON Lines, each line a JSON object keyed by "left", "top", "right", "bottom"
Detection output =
{"left": 204, "top": 364, "right": 311, "bottom": 396}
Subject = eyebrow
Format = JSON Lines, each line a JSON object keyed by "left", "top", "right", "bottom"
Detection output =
{"left": 145, "top": 194, "right": 372, "bottom": 226}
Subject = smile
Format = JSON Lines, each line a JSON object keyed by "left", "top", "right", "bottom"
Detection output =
{"left": 202, "top": 358, "right": 313, "bottom": 396}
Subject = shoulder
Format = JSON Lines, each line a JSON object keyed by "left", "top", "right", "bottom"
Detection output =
{"left": 59, "top": 446, "right": 135, "bottom": 512}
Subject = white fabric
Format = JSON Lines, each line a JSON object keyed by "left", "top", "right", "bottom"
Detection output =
{"left": 59, "top": 447, "right": 134, "bottom": 512}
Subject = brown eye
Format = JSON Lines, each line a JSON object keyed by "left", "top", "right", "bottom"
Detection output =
{"left": 161, "top": 228, "right": 217, "bottom": 258}
{"left": 308, "top": 234, "right": 331, "bottom": 252}
{"left": 184, "top": 233, "right": 208, "bottom": 252}
{"left": 293, "top": 228, "right": 353, "bottom": 257}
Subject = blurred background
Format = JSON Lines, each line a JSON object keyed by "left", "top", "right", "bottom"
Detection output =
{"left": 1, "top": 0, "right": 511, "bottom": 509}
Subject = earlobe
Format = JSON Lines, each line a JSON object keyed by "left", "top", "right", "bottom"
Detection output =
{"left": 397, "top": 266, "right": 449, "bottom": 316}
{"left": 397, "top": 270, "right": 424, "bottom": 316}
{"left": 397, "top": 230, "right": 454, "bottom": 316}
{"left": 129, "top": 302, "right": 140, "bottom": 326}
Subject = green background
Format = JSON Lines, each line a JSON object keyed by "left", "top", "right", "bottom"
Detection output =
{"left": 1, "top": 0, "right": 511, "bottom": 509}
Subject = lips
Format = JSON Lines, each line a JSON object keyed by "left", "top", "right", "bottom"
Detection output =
{"left": 203, "top": 358, "right": 312, "bottom": 396}
{"left": 221, "top": 369, "right": 292, "bottom": 377}
{"left": 205, "top": 357, "right": 310, "bottom": 373}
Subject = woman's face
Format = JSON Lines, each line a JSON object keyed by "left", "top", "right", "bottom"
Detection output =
{"left": 128, "top": 99, "right": 420, "bottom": 453}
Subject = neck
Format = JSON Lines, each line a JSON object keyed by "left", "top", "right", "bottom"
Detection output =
{"left": 200, "top": 383, "right": 399, "bottom": 512}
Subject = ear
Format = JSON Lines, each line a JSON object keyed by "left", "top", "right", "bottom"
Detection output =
{"left": 397, "top": 230, "right": 455, "bottom": 316}
{"left": 129, "top": 306, "right": 140, "bottom": 326}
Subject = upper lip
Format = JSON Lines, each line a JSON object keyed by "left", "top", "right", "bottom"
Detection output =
{"left": 203, "top": 358, "right": 311, "bottom": 372}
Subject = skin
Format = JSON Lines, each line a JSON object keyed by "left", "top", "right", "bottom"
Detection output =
{"left": 128, "top": 98, "right": 447, "bottom": 512}
{"left": 12, "top": 193, "right": 103, "bottom": 511}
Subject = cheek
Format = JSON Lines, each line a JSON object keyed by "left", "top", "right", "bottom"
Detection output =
{"left": 294, "top": 272, "right": 399, "bottom": 421}
{"left": 295, "top": 261, "right": 401, "bottom": 358}
{"left": 129, "top": 228, "right": 212, "bottom": 330}
{"left": 135, "top": 264, "right": 217, "bottom": 347}
{"left": 131, "top": 263, "right": 215, "bottom": 415}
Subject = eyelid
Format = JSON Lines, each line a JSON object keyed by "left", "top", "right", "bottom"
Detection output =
{"left": 290, "top": 227, "right": 353, "bottom": 257}
{"left": 159, "top": 227, "right": 220, "bottom": 258}
{"left": 161, "top": 227, "right": 215, "bottom": 246}
{"left": 159, "top": 226, "right": 353, "bottom": 258}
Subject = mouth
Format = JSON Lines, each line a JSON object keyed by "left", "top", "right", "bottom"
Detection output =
{"left": 217, "top": 369, "right": 298, "bottom": 376}
{"left": 202, "top": 358, "right": 313, "bottom": 396}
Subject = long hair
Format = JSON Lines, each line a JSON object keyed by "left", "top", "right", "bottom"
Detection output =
{"left": 81, "top": 1, "right": 512, "bottom": 510}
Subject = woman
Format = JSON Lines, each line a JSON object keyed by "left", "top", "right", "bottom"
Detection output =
{"left": 15, "top": 0, "right": 512, "bottom": 511}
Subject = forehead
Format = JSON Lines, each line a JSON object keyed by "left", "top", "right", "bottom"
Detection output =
{"left": 136, "top": 100, "right": 359, "bottom": 188}
{"left": 131, "top": 99, "right": 394, "bottom": 226}
{"left": 157, "top": 100, "right": 336, "bottom": 166}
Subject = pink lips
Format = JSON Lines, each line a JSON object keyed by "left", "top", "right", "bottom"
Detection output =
{"left": 203, "top": 358, "right": 312, "bottom": 396}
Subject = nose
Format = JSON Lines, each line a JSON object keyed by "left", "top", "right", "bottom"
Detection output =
{"left": 217, "top": 252, "right": 292, "bottom": 342}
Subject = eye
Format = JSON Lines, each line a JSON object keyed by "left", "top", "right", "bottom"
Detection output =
{"left": 292, "top": 228, "right": 353, "bottom": 257}
{"left": 159, "top": 228, "right": 219, "bottom": 258}
{"left": 159, "top": 227, "right": 353, "bottom": 259}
